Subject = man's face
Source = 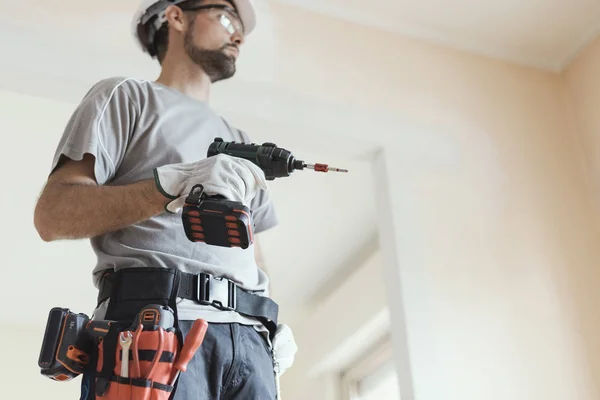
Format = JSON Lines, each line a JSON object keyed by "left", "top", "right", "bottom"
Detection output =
{"left": 182, "top": 0, "right": 245, "bottom": 83}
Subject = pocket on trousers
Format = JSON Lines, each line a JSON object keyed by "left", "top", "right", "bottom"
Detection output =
{"left": 249, "top": 326, "right": 274, "bottom": 360}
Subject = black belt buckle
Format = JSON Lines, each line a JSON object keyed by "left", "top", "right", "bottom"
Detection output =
{"left": 195, "top": 273, "right": 237, "bottom": 311}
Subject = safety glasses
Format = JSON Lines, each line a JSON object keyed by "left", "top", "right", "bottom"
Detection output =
{"left": 179, "top": 4, "right": 244, "bottom": 36}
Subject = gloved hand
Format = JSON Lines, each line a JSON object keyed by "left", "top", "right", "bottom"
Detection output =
{"left": 272, "top": 324, "right": 298, "bottom": 376}
{"left": 154, "top": 154, "right": 268, "bottom": 213}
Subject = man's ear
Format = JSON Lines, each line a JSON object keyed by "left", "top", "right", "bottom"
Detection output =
{"left": 164, "top": 5, "right": 188, "bottom": 33}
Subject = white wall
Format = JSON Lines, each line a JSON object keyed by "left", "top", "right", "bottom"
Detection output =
{"left": 564, "top": 34, "right": 600, "bottom": 394}
{"left": 0, "top": 328, "right": 83, "bottom": 399}
{"left": 281, "top": 250, "right": 389, "bottom": 400}
{"left": 269, "top": 4, "right": 600, "bottom": 400}
{"left": 0, "top": 90, "right": 98, "bottom": 397}
{"left": 0, "top": 90, "right": 100, "bottom": 326}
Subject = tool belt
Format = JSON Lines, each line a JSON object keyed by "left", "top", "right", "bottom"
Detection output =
{"left": 38, "top": 267, "right": 279, "bottom": 400}
{"left": 97, "top": 267, "right": 279, "bottom": 339}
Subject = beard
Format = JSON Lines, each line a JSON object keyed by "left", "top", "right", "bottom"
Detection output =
{"left": 183, "top": 23, "right": 237, "bottom": 83}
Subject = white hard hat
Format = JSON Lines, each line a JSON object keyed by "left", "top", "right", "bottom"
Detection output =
{"left": 132, "top": 0, "right": 256, "bottom": 57}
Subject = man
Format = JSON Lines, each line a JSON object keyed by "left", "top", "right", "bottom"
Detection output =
{"left": 33, "top": 0, "right": 296, "bottom": 398}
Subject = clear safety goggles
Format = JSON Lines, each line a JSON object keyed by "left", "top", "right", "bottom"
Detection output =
{"left": 179, "top": 4, "right": 245, "bottom": 36}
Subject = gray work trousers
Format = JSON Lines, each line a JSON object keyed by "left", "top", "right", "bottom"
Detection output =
{"left": 80, "top": 322, "right": 278, "bottom": 400}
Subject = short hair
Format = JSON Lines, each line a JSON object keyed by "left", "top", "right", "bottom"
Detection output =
{"left": 154, "top": 22, "right": 170, "bottom": 64}
{"left": 153, "top": 0, "right": 205, "bottom": 63}
{"left": 153, "top": 0, "right": 237, "bottom": 64}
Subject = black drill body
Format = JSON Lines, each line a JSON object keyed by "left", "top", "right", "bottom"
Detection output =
{"left": 207, "top": 137, "right": 305, "bottom": 180}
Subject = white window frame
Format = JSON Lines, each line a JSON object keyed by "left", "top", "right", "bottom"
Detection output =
{"left": 340, "top": 334, "right": 396, "bottom": 400}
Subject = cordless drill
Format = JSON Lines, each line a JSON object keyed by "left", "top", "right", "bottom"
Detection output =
{"left": 207, "top": 137, "right": 348, "bottom": 179}
{"left": 182, "top": 137, "right": 348, "bottom": 249}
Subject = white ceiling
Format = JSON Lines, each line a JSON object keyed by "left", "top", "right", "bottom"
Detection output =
{"left": 1, "top": 0, "right": 599, "bottom": 328}
{"left": 277, "top": 0, "right": 600, "bottom": 71}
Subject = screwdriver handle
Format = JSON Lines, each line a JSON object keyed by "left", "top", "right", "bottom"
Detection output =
{"left": 174, "top": 319, "right": 208, "bottom": 373}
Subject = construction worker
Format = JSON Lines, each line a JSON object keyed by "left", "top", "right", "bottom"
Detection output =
{"left": 33, "top": 0, "right": 297, "bottom": 398}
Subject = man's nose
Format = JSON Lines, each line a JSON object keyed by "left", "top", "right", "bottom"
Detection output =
{"left": 231, "top": 31, "right": 244, "bottom": 46}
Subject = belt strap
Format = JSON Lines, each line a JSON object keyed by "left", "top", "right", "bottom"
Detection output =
{"left": 97, "top": 268, "right": 279, "bottom": 338}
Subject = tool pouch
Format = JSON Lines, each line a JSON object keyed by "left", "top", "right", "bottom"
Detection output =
{"left": 182, "top": 184, "right": 254, "bottom": 249}
{"left": 94, "top": 305, "right": 179, "bottom": 400}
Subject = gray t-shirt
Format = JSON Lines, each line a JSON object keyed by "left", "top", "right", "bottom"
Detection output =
{"left": 50, "top": 77, "right": 278, "bottom": 325}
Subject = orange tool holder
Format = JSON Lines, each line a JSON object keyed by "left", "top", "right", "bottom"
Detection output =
{"left": 39, "top": 305, "right": 208, "bottom": 400}
{"left": 96, "top": 318, "right": 208, "bottom": 400}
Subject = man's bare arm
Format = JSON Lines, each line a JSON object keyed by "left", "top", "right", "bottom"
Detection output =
{"left": 34, "top": 154, "right": 167, "bottom": 242}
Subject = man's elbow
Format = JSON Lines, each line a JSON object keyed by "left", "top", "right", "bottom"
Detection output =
{"left": 34, "top": 202, "right": 58, "bottom": 242}
{"left": 37, "top": 230, "right": 55, "bottom": 243}
{"left": 34, "top": 215, "right": 53, "bottom": 242}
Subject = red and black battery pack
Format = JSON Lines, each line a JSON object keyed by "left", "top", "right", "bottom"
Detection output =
{"left": 182, "top": 184, "right": 254, "bottom": 249}
{"left": 38, "top": 308, "right": 92, "bottom": 381}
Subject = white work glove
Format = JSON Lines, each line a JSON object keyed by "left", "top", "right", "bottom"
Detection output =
{"left": 272, "top": 324, "right": 298, "bottom": 376}
{"left": 154, "top": 154, "right": 268, "bottom": 213}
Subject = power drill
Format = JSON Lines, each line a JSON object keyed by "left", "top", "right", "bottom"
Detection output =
{"left": 208, "top": 137, "right": 348, "bottom": 179}
{"left": 182, "top": 137, "right": 348, "bottom": 249}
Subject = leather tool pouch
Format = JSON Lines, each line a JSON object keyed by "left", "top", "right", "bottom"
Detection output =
{"left": 93, "top": 269, "right": 185, "bottom": 400}
{"left": 94, "top": 305, "right": 178, "bottom": 400}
